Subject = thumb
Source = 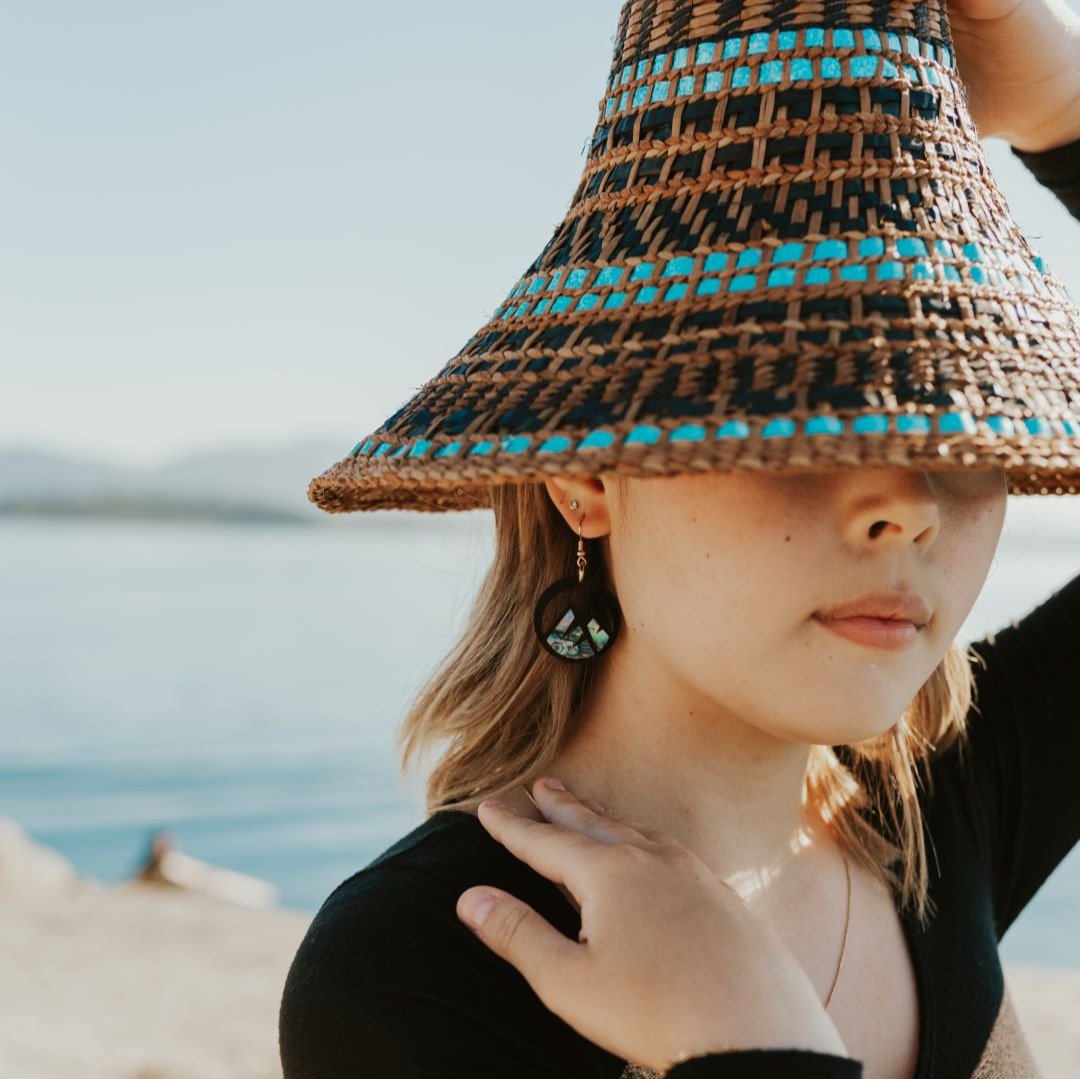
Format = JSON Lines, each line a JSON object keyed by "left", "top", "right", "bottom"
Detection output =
{"left": 457, "top": 886, "right": 580, "bottom": 992}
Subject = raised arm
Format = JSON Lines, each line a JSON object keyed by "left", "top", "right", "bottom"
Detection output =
{"left": 952, "top": 571, "right": 1080, "bottom": 940}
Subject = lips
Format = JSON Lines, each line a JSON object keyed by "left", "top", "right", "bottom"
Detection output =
{"left": 814, "top": 589, "right": 932, "bottom": 628}
{"left": 813, "top": 614, "right": 921, "bottom": 650}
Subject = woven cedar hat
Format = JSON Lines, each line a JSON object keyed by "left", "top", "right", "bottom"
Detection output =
{"left": 310, "top": 0, "right": 1080, "bottom": 514}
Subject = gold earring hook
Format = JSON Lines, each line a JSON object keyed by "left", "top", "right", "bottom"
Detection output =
{"left": 576, "top": 513, "right": 587, "bottom": 583}
{"left": 567, "top": 499, "right": 586, "bottom": 582}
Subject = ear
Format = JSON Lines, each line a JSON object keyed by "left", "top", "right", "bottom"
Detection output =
{"left": 542, "top": 476, "right": 613, "bottom": 539}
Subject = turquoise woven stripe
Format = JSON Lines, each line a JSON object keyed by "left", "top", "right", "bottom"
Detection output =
{"left": 350, "top": 412, "right": 1080, "bottom": 460}
{"left": 608, "top": 51, "right": 945, "bottom": 117}
{"left": 608, "top": 25, "right": 953, "bottom": 95}
{"left": 496, "top": 237, "right": 1061, "bottom": 320}
{"left": 604, "top": 27, "right": 954, "bottom": 122}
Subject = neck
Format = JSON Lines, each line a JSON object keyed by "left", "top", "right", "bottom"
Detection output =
{"left": 531, "top": 647, "right": 836, "bottom": 900}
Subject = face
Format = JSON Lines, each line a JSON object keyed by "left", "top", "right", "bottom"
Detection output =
{"left": 563, "top": 465, "right": 1007, "bottom": 746}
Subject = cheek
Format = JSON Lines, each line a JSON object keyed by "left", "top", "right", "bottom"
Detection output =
{"left": 617, "top": 527, "right": 813, "bottom": 675}
{"left": 926, "top": 501, "right": 1004, "bottom": 639}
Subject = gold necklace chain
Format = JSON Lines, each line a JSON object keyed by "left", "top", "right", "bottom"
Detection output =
{"left": 824, "top": 845, "right": 852, "bottom": 1010}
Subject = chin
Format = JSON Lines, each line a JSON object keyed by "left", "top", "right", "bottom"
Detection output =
{"left": 776, "top": 713, "right": 903, "bottom": 747}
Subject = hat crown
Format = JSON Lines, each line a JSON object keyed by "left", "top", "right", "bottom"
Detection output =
{"left": 525, "top": 0, "right": 970, "bottom": 283}
{"left": 309, "top": 0, "right": 1080, "bottom": 511}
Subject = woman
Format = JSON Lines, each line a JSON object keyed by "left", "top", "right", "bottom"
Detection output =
{"left": 281, "top": 0, "right": 1080, "bottom": 1075}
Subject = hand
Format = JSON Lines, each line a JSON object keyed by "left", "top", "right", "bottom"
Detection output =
{"left": 454, "top": 777, "right": 850, "bottom": 1074}
{"left": 948, "top": 0, "right": 1080, "bottom": 152}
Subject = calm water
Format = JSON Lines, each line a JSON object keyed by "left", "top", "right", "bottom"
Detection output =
{"left": 1, "top": 501, "right": 1078, "bottom": 967}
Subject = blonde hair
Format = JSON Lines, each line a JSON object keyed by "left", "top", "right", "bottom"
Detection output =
{"left": 396, "top": 474, "right": 977, "bottom": 930}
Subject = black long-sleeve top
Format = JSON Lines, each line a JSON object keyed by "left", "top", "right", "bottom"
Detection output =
{"left": 1011, "top": 136, "right": 1080, "bottom": 216}
{"left": 278, "top": 136, "right": 1080, "bottom": 1078}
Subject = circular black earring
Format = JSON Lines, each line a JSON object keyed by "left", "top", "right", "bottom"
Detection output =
{"left": 533, "top": 499, "right": 622, "bottom": 663}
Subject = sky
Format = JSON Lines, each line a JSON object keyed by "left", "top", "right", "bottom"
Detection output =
{"left": 4, "top": 1, "right": 1080, "bottom": 470}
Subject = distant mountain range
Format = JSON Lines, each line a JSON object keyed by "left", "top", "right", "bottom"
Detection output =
{"left": 2, "top": 441, "right": 1078, "bottom": 536}
{"left": 0, "top": 441, "right": 477, "bottom": 526}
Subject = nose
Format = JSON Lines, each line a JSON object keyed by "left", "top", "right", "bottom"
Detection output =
{"left": 841, "top": 469, "right": 940, "bottom": 549}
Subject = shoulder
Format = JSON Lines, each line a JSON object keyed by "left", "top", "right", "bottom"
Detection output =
{"left": 279, "top": 810, "right": 614, "bottom": 1077}
{"left": 304, "top": 809, "right": 580, "bottom": 947}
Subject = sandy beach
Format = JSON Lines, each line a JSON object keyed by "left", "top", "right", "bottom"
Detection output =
{"left": 1, "top": 817, "right": 1076, "bottom": 1078}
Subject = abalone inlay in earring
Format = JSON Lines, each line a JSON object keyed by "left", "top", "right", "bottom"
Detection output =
{"left": 532, "top": 501, "right": 622, "bottom": 662}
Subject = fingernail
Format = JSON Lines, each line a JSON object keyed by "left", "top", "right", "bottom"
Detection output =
{"left": 460, "top": 890, "right": 496, "bottom": 930}
{"left": 541, "top": 777, "right": 566, "bottom": 791}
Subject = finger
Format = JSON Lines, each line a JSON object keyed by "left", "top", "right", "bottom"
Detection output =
{"left": 592, "top": 806, "right": 675, "bottom": 847}
{"left": 477, "top": 799, "right": 603, "bottom": 893}
{"left": 533, "top": 778, "right": 672, "bottom": 848}
{"left": 456, "top": 885, "right": 581, "bottom": 1005}
{"left": 530, "top": 778, "right": 644, "bottom": 845}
